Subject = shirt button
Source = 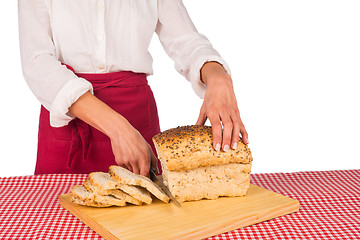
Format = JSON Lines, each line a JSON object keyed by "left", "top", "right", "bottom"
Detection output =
{"left": 98, "top": 5, "right": 104, "bottom": 10}
{"left": 98, "top": 64, "right": 105, "bottom": 70}
{"left": 98, "top": 34, "right": 104, "bottom": 40}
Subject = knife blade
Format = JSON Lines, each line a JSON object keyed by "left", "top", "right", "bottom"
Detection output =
{"left": 149, "top": 166, "right": 182, "bottom": 207}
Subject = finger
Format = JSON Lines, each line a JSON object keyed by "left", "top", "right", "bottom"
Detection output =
{"left": 119, "top": 163, "right": 127, "bottom": 169}
{"left": 140, "top": 159, "right": 151, "bottom": 178}
{"left": 117, "top": 154, "right": 131, "bottom": 171}
{"left": 208, "top": 113, "right": 222, "bottom": 151}
{"left": 131, "top": 159, "right": 140, "bottom": 175}
{"left": 231, "top": 117, "right": 241, "bottom": 150}
{"left": 195, "top": 107, "right": 207, "bottom": 125}
{"left": 220, "top": 114, "right": 233, "bottom": 152}
{"left": 240, "top": 124, "right": 249, "bottom": 145}
{"left": 125, "top": 162, "right": 133, "bottom": 173}
{"left": 139, "top": 149, "right": 151, "bottom": 177}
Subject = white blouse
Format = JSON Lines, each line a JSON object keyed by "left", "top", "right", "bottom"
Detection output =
{"left": 18, "top": 0, "right": 231, "bottom": 127}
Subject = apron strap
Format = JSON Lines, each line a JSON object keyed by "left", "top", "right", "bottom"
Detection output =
{"left": 67, "top": 118, "right": 91, "bottom": 168}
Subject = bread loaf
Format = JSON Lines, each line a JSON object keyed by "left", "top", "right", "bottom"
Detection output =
{"left": 152, "top": 125, "right": 253, "bottom": 203}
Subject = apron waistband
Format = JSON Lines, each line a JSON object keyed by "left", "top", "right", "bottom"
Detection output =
{"left": 60, "top": 62, "right": 149, "bottom": 169}
{"left": 62, "top": 63, "right": 148, "bottom": 90}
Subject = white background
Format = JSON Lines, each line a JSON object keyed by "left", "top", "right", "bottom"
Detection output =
{"left": 1, "top": 0, "right": 359, "bottom": 177}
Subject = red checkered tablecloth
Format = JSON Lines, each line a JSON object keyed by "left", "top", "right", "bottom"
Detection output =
{"left": 0, "top": 169, "right": 359, "bottom": 239}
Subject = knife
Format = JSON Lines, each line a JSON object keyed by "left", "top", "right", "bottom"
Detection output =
{"left": 149, "top": 166, "right": 182, "bottom": 207}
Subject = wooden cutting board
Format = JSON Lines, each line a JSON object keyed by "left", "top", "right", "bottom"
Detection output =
{"left": 59, "top": 184, "right": 299, "bottom": 240}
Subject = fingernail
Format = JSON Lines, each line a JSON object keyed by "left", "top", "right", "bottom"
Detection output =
{"left": 232, "top": 142, "right": 238, "bottom": 150}
{"left": 215, "top": 143, "right": 221, "bottom": 151}
{"left": 246, "top": 138, "right": 249, "bottom": 144}
{"left": 223, "top": 144, "right": 230, "bottom": 152}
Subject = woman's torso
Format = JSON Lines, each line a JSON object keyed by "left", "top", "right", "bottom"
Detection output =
{"left": 46, "top": 0, "right": 158, "bottom": 74}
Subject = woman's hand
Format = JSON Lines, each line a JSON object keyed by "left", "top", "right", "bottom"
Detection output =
{"left": 69, "top": 91, "right": 158, "bottom": 177}
{"left": 196, "top": 62, "right": 249, "bottom": 151}
{"left": 108, "top": 115, "right": 158, "bottom": 178}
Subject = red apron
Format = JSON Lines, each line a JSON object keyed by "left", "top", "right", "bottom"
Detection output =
{"left": 34, "top": 63, "right": 162, "bottom": 175}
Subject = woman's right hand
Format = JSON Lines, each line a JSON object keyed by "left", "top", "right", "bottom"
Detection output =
{"left": 108, "top": 115, "right": 158, "bottom": 178}
{"left": 69, "top": 91, "right": 158, "bottom": 177}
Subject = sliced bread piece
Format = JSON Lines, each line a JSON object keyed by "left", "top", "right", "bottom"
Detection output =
{"left": 107, "top": 189, "right": 142, "bottom": 206}
{"left": 116, "top": 183, "right": 152, "bottom": 204}
{"left": 109, "top": 165, "right": 170, "bottom": 203}
{"left": 71, "top": 185, "right": 126, "bottom": 207}
{"left": 88, "top": 172, "right": 117, "bottom": 190}
{"left": 71, "top": 185, "right": 94, "bottom": 202}
{"left": 94, "top": 194, "right": 126, "bottom": 207}
{"left": 70, "top": 194, "right": 112, "bottom": 207}
{"left": 83, "top": 178, "right": 96, "bottom": 192}
{"left": 89, "top": 171, "right": 152, "bottom": 204}
{"left": 85, "top": 177, "right": 142, "bottom": 206}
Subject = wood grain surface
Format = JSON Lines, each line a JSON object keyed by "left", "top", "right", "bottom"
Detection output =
{"left": 59, "top": 184, "right": 300, "bottom": 240}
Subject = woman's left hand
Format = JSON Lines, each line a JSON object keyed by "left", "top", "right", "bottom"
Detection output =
{"left": 195, "top": 61, "right": 249, "bottom": 151}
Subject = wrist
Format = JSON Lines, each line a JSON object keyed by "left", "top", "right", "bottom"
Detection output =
{"left": 69, "top": 91, "right": 130, "bottom": 139}
{"left": 102, "top": 112, "right": 130, "bottom": 140}
{"left": 200, "top": 61, "right": 228, "bottom": 85}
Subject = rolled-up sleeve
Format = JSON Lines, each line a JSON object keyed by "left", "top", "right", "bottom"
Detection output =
{"left": 155, "top": 0, "right": 231, "bottom": 99}
{"left": 17, "top": 0, "right": 93, "bottom": 127}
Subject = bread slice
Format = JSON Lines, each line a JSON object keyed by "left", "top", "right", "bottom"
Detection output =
{"left": 70, "top": 185, "right": 126, "bottom": 207}
{"left": 71, "top": 185, "right": 94, "bottom": 202}
{"left": 109, "top": 165, "right": 170, "bottom": 203}
{"left": 94, "top": 194, "right": 126, "bottom": 207}
{"left": 83, "top": 178, "right": 95, "bottom": 192}
{"left": 152, "top": 125, "right": 253, "bottom": 172}
{"left": 88, "top": 171, "right": 152, "bottom": 204}
{"left": 116, "top": 183, "right": 152, "bottom": 204}
{"left": 84, "top": 177, "right": 142, "bottom": 205}
{"left": 107, "top": 189, "right": 142, "bottom": 206}
{"left": 88, "top": 172, "right": 117, "bottom": 190}
{"left": 70, "top": 194, "right": 112, "bottom": 207}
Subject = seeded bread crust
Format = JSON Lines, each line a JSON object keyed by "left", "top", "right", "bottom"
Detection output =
{"left": 152, "top": 125, "right": 253, "bottom": 172}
